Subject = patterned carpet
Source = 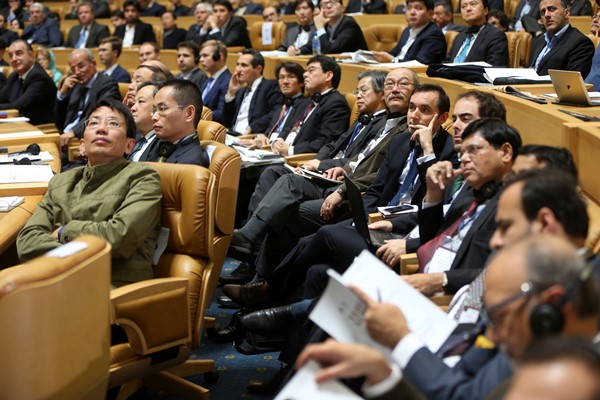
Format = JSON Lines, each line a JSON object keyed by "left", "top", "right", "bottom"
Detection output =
{"left": 130, "top": 258, "right": 281, "bottom": 400}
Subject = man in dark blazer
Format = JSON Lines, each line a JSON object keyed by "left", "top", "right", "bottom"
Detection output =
{"left": 0, "top": 14, "right": 18, "bottom": 45}
{"left": 64, "top": 2, "right": 110, "bottom": 48}
{"left": 161, "top": 11, "right": 187, "bottom": 49}
{"left": 372, "top": 0, "right": 446, "bottom": 64}
{"left": 234, "top": 0, "right": 263, "bottom": 15}
{"left": 433, "top": 2, "right": 465, "bottom": 33}
{"left": 204, "top": 0, "right": 251, "bottom": 48}
{"left": 185, "top": 2, "right": 212, "bottom": 45}
{"left": 115, "top": 0, "right": 156, "bottom": 46}
{"left": 510, "top": 0, "right": 540, "bottom": 30}
{"left": 139, "top": 0, "right": 166, "bottom": 16}
{"left": 21, "top": 2, "right": 61, "bottom": 47}
{"left": 199, "top": 39, "right": 230, "bottom": 124}
{"left": 170, "top": 0, "right": 191, "bottom": 17}
{"left": 0, "top": 39, "right": 56, "bottom": 125}
{"left": 175, "top": 41, "right": 207, "bottom": 89}
{"left": 98, "top": 36, "right": 130, "bottom": 83}
{"left": 223, "top": 49, "right": 282, "bottom": 134}
{"left": 278, "top": 0, "right": 316, "bottom": 54}
{"left": 300, "top": 0, "right": 367, "bottom": 54}
{"left": 528, "top": 0, "right": 594, "bottom": 77}
{"left": 56, "top": 49, "right": 121, "bottom": 148}
{"left": 445, "top": 0, "right": 508, "bottom": 66}
{"left": 143, "top": 79, "right": 210, "bottom": 166}
{"left": 346, "top": 0, "right": 387, "bottom": 13}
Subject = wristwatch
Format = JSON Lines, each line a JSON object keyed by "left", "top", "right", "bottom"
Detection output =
{"left": 442, "top": 273, "right": 448, "bottom": 289}
{"left": 336, "top": 187, "right": 346, "bottom": 199}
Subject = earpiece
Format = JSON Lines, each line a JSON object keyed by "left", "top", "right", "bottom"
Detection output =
{"left": 358, "top": 113, "right": 372, "bottom": 125}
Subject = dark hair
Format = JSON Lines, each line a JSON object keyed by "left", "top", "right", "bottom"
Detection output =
{"left": 111, "top": 9, "right": 124, "bottom": 18}
{"left": 307, "top": 55, "right": 341, "bottom": 89}
{"left": 10, "top": 39, "right": 33, "bottom": 53}
{"left": 434, "top": 1, "right": 453, "bottom": 13}
{"left": 357, "top": 69, "right": 387, "bottom": 93}
{"left": 140, "top": 41, "right": 160, "bottom": 53}
{"left": 518, "top": 145, "right": 578, "bottom": 179}
{"left": 138, "top": 63, "right": 168, "bottom": 81}
{"left": 507, "top": 169, "right": 588, "bottom": 241}
{"left": 162, "top": 10, "right": 176, "bottom": 19}
{"left": 407, "top": 0, "right": 435, "bottom": 10}
{"left": 487, "top": 9, "right": 509, "bottom": 30}
{"left": 136, "top": 80, "right": 159, "bottom": 93}
{"left": 214, "top": 0, "right": 233, "bottom": 13}
{"left": 123, "top": 0, "right": 141, "bottom": 12}
{"left": 77, "top": 1, "right": 94, "bottom": 14}
{"left": 275, "top": 61, "right": 305, "bottom": 85}
{"left": 86, "top": 98, "right": 137, "bottom": 139}
{"left": 461, "top": 118, "right": 522, "bottom": 160}
{"left": 295, "top": 0, "right": 315, "bottom": 11}
{"left": 411, "top": 83, "right": 450, "bottom": 114}
{"left": 177, "top": 40, "right": 200, "bottom": 64}
{"left": 457, "top": 90, "right": 506, "bottom": 121}
{"left": 100, "top": 36, "right": 123, "bottom": 57}
{"left": 158, "top": 78, "right": 203, "bottom": 126}
{"left": 241, "top": 48, "right": 264, "bottom": 69}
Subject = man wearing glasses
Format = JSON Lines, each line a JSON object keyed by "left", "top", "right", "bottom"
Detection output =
{"left": 17, "top": 99, "right": 162, "bottom": 288}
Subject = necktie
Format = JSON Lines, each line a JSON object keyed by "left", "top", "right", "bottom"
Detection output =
{"left": 15, "top": 78, "right": 24, "bottom": 98}
{"left": 454, "top": 33, "right": 473, "bottom": 63}
{"left": 289, "top": 102, "right": 315, "bottom": 134}
{"left": 340, "top": 122, "right": 363, "bottom": 156}
{"left": 202, "top": 77, "right": 214, "bottom": 102}
{"left": 78, "top": 86, "right": 89, "bottom": 110}
{"left": 267, "top": 104, "right": 288, "bottom": 138}
{"left": 416, "top": 197, "right": 482, "bottom": 272}
{"left": 127, "top": 136, "right": 147, "bottom": 160}
{"left": 388, "top": 148, "right": 419, "bottom": 206}
{"left": 75, "top": 27, "right": 87, "bottom": 48}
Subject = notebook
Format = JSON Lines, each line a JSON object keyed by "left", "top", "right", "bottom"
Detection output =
{"left": 549, "top": 69, "right": 600, "bottom": 107}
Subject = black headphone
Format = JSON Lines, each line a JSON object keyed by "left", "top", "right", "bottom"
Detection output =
{"left": 476, "top": 181, "right": 502, "bottom": 200}
{"left": 212, "top": 41, "right": 225, "bottom": 62}
{"left": 13, "top": 157, "right": 32, "bottom": 165}
{"left": 157, "top": 133, "right": 198, "bottom": 160}
{"left": 358, "top": 113, "right": 372, "bottom": 125}
{"left": 300, "top": 24, "right": 311, "bottom": 32}
{"left": 468, "top": 24, "right": 482, "bottom": 34}
{"left": 8, "top": 143, "right": 40, "bottom": 156}
{"left": 529, "top": 262, "right": 596, "bottom": 337}
{"left": 283, "top": 96, "right": 297, "bottom": 107}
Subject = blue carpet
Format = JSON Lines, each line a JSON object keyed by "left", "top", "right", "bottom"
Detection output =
{"left": 130, "top": 258, "right": 281, "bottom": 400}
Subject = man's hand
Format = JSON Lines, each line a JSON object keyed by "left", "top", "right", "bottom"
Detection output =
{"left": 287, "top": 45, "right": 300, "bottom": 55}
{"left": 60, "top": 131, "right": 76, "bottom": 148}
{"left": 323, "top": 166, "right": 346, "bottom": 181}
{"left": 320, "top": 191, "right": 343, "bottom": 221}
{"left": 227, "top": 71, "right": 245, "bottom": 98}
{"left": 60, "top": 74, "right": 80, "bottom": 96}
{"left": 424, "top": 160, "right": 462, "bottom": 204}
{"left": 239, "top": 134, "right": 268, "bottom": 149}
{"left": 296, "top": 339, "right": 392, "bottom": 385}
{"left": 372, "top": 51, "right": 394, "bottom": 63}
{"left": 410, "top": 113, "right": 437, "bottom": 155}
{"left": 271, "top": 138, "right": 290, "bottom": 155}
{"left": 313, "top": 12, "right": 328, "bottom": 30}
{"left": 302, "top": 159, "right": 321, "bottom": 171}
{"left": 51, "top": 227, "right": 61, "bottom": 239}
{"left": 206, "top": 14, "right": 218, "bottom": 30}
{"left": 375, "top": 239, "right": 406, "bottom": 267}
{"left": 368, "top": 220, "right": 393, "bottom": 232}
{"left": 402, "top": 272, "right": 445, "bottom": 296}
{"left": 351, "top": 286, "right": 411, "bottom": 349}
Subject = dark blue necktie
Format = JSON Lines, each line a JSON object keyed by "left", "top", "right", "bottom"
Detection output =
{"left": 388, "top": 148, "right": 419, "bottom": 206}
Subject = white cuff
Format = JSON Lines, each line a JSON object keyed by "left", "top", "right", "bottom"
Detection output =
{"left": 392, "top": 332, "right": 425, "bottom": 369}
{"left": 316, "top": 28, "right": 327, "bottom": 37}
{"left": 209, "top": 28, "right": 220, "bottom": 35}
{"left": 422, "top": 200, "right": 442, "bottom": 209}
{"left": 416, "top": 153, "right": 436, "bottom": 165}
{"left": 362, "top": 363, "right": 402, "bottom": 398}
{"left": 287, "top": 145, "right": 294, "bottom": 156}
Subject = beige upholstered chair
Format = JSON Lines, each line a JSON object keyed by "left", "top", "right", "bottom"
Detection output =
{"left": 0, "top": 235, "right": 112, "bottom": 399}
{"left": 248, "top": 21, "right": 287, "bottom": 50}
{"left": 364, "top": 24, "right": 406, "bottom": 52}
{"left": 197, "top": 120, "right": 226, "bottom": 143}
{"left": 201, "top": 105, "right": 213, "bottom": 121}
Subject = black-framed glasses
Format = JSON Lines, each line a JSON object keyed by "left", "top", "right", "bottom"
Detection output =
{"left": 480, "top": 282, "right": 535, "bottom": 328}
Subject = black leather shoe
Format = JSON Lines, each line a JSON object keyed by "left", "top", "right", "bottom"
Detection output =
{"left": 241, "top": 305, "right": 295, "bottom": 335}
{"left": 227, "top": 230, "right": 254, "bottom": 257}
{"left": 217, "top": 295, "right": 242, "bottom": 309}
{"left": 212, "top": 311, "right": 241, "bottom": 343}
{"left": 223, "top": 279, "right": 273, "bottom": 307}
{"left": 247, "top": 365, "right": 290, "bottom": 395}
{"left": 218, "top": 262, "right": 256, "bottom": 286}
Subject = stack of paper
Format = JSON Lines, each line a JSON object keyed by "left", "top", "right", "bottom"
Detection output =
{"left": 0, "top": 196, "right": 24, "bottom": 212}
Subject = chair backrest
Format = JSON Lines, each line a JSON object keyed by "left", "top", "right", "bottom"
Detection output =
{"left": 248, "top": 21, "right": 287, "bottom": 50}
{"left": 516, "top": 30, "right": 532, "bottom": 67}
{"left": 387, "top": 0, "right": 406, "bottom": 13}
{"left": 201, "top": 105, "right": 213, "bottom": 121}
{"left": 445, "top": 30, "right": 460, "bottom": 52}
{"left": 364, "top": 24, "right": 406, "bottom": 52}
{"left": 505, "top": 31, "right": 523, "bottom": 68}
{"left": 0, "top": 235, "right": 112, "bottom": 400}
{"left": 0, "top": 66, "right": 12, "bottom": 77}
{"left": 344, "top": 92, "right": 359, "bottom": 126}
{"left": 118, "top": 82, "right": 129, "bottom": 100}
{"left": 588, "top": 34, "right": 600, "bottom": 49}
{"left": 197, "top": 119, "right": 226, "bottom": 143}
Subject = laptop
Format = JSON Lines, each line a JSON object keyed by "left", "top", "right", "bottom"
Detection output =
{"left": 549, "top": 69, "right": 600, "bottom": 107}
{"left": 344, "top": 177, "right": 405, "bottom": 248}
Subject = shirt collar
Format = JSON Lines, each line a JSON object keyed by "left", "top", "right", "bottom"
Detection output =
{"left": 545, "top": 22, "right": 570, "bottom": 44}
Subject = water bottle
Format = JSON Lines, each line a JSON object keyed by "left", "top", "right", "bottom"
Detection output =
{"left": 312, "top": 34, "right": 321, "bottom": 55}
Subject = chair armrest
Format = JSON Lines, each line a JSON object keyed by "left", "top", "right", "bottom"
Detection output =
{"left": 238, "top": 134, "right": 256, "bottom": 140}
{"left": 400, "top": 253, "right": 419, "bottom": 275}
{"left": 429, "top": 294, "right": 454, "bottom": 311}
{"left": 111, "top": 277, "right": 190, "bottom": 355}
{"left": 2, "top": 109, "right": 20, "bottom": 118}
{"left": 368, "top": 213, "right": 383, "bottom": 224}
{"left": 284, "top": 153, "right": 318, "bottom": 167}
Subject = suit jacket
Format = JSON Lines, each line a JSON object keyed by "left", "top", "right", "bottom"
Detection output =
{"left": 445, "top": 24, "right": 508, "bottom": 67}
{"left": 185, "top": 24, "right": 206, "bottom": 45}
{"left": 140, "top": 2, "right": 166, "bottom": 16}
{"left": 176, "top": 67, "right": 207, "bottom": 90}
{"left": 443, "top": 23, "right": 466, "bottom": 33}
{"left": 21, "top": 17, "right": 61, "bottom": 47}
{"left": 106, "top": 64, "right": 131, "bottom": 83}
{"left": 235, "top": 3, "right": 263, "bottom": 15}
{"left": 585, "top": 46, "right": 600, "bottom": 90}
{"left": 346, "top": 0, "right": 387, "bottom": 13}
{"left": 140, "top": 135, "right": 210, "bottom": 166}
{"left": 55, "top": 73, "right": 121, "bottom": 137}
{"left": 207, "top": 16, "right": 251, "bottom": 48}
{"left": 569, "top": 0, "right": 592, "bottom": 15}
{"left": 65, "top": 21, "right": 110, "bottom": 48}
{"left": 510, "top": 0, "right": 540, "bottom": 30}
{"left": 172, "top": 4, "right": 191, "bottom": 17}
{"left": 391, "top": 21, "right": 447, "bottom": 64}
{"left": 0, "top": 62, "right": 56, "bottom": 125}
{"left": 288, "top": 90, "right": 350, "bottom": 154}
{"left": 0, "top": 28, "right": 18, "bottom": 45}
{"left": 163, "top": 26, "right": 188, "bottom": 49}
{"left": 264, "top": 95, "right": 309, "bottom": 140}
{"left": 223, "top": 78, "right": 283, "bottom": 133}
{"left": 114, "top": 21, "right": 156, "bottom": 45}
{"left": 278, "top": 23, "right": 316, "bottom": 52}
{"left": 200, "top": 68, "right": 231, "bottom": 124}
{"left": 91, "top": 0, "right": 110, "bottom": 18}
{"left": 528, "top": 24, "right": 595, "bottom": 78}
{"left": 300, "top": 15, "right": 367, "bottom": 54}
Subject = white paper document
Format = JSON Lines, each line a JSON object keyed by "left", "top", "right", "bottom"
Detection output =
{"left": 0, "top": 164, "right": 54, "bottom": 183}
{"left": 0, "top": 151, "right": 54, "bottom": 164}
{"left": 0, "top": 130, "right": 44, "bottom": 138}
{"left": 0, "top": 117, "right": 30, "bottom": 123}
{"left": 275, "top": 360, "right": 365, "bottom": 400}
{"left": 261, "top": 22, "right": 273, "bottom": 45}
{"left": 47, "top": 241, "right": 89, "bottom": 258}
{"left": 483, "top": 68, "right": 550, "bottom": 83}
{"left": 0, "top": 196, "right": 24, "bottom": 211}
{"left": 310, "top": 251, "right": 457, "bottom": 356}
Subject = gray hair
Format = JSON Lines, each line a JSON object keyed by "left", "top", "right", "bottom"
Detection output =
{"left": 29, "top": 2, "right": 45, "bottom": 13}
{"left": 195, "top": 2, "right": 213, "bottom": 13}
{"left": 357, "top": 70, "right": 387, "bottom": 93}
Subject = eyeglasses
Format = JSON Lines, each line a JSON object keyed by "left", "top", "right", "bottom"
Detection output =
{"left": 593, "top": 13, "right": 600, "bottom": 20}
{"left": 85, "top": 117, "right": 123, "bottom": 129}
{"left": 480, "top": 282, "right": 534, "bottom": 328}
{"left": 384, "top": 79, "right": 414, "bottom": 90}
{"left": 461, "top": 143, "right": 493, "bottom": 156}
{"left": 353, "top": 86, "right": 371, "bottom": 96}
{"left": 151, "top": 104, "right": 188, "bottom": 116}
{"left": 319, "top": 1, "right": 338, "bottom": 8}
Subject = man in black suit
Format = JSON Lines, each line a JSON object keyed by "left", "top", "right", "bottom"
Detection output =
{"left": 510, "top": 0, "right": 540, "bottom": 31}
{"left": 234, "top": 0, "right": 263, "bottom": 15}
{"left": 170, "top": 0, "right": 190, "bottom": 17}
{"left": 98, "top": 36, "right": 130, "bottom": 83}
{"left": 21, "top": 2, "right": 61, "bottom": 47}
{"left": 198, "top": 39, "right": 231, "bottom": 124}
{"left": 115, "top": 0, "right": 156, "bottom": 47}
{"left": 433, "top": 1, "right": 465, "bottom": 33}
{"left": 175, "top": 41, "right": 207, "bottom": 90}
{"left": 139, "top": 0, "right": 166, "bottom": 17}
{"left": 445, "top": 0, "right": 508, "bottom": 66}
{"left": 56, "top": 49, "right": 121, "bottom": 148}
{"left": 346, "top": 0, "right": 387, "bottom": 13}
{"left": 0, "top": 14, "right": 17, "bottom": 45}
{"left": 64, "top": 1, "right": 110, "bottom": 48}
{"left": 372, "top": 0, "right": 447, "bottom": 64}
{"left": 161, "top": 11, "right": 187, "bottom": 49}
{"left": 185, "top": 2, "right": 212, "bottom": 45}
{"left": 278, "top": 0, "right": 316, "bottom": 55}
{"left": 301, "top": 0, "right": 367, "bottom": 54}
{"left": 0, "top": 39, "right": 56, "bottom": 125}
{"left": 205, "top": 0, "right": 251, "bottom": 48}
{"left": 528, "top": 0, "right": 594, "bottom": 77}
{"left": 138, "top": 41, "right": 160, "bottom": 63}
{"left": 223, "top": 48, "right": 282, "bottom": 134}
{"left": 143, "top": 79, "right": 210, "bottom": 166}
